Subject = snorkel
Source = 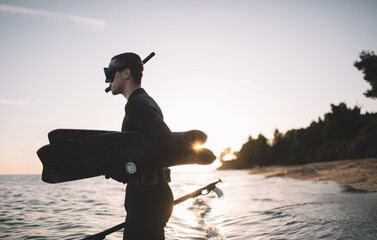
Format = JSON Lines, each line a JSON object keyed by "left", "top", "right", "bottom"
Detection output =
{"left": 104, "top": 52, "right": 155, "bottom": 93}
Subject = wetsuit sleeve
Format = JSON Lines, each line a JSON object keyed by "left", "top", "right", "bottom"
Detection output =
{"left": 126, "top": 97, "right": 177, "bottom": 170}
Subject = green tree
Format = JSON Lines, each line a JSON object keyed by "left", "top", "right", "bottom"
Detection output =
{"left": 354, "top": 50, "right": 377, "bottom": 99}
{"left": 236, "top": 134, "right": 270, "bottom": 167}
{"left": 323, "top": 103, "right": 361, "bottom": 142}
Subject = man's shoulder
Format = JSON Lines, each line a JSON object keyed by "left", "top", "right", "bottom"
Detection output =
{"left": 128, "top": 89, "right": 151, "bottom": 103}
{"left": 126, "top": 89, "right": 156, "bottom": 110}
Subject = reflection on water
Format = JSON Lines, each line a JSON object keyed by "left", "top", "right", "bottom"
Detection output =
{"left": 1, "top": 171, "right": 377, "bottom": 239}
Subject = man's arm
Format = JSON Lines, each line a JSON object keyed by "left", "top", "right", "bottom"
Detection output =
{"left": 126, "top": 97, "right": 177, "bottom": 170}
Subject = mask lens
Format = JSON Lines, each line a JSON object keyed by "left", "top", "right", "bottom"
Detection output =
{"left": 104, "top": 67, "right": 115, "bottom": 83}
{"left": 104, "top": 62, "right": 126, "bottom": 83}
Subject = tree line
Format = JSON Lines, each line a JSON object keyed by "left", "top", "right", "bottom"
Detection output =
{"left": 218, "top": 103, "right": 377, "bottom": 169}
{"left": 218, "top": 51, "right": 377, "bottom": 169}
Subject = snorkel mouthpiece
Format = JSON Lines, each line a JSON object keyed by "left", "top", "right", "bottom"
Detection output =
{"left": 105, "top": 86, "right": 111, "bottom": 93}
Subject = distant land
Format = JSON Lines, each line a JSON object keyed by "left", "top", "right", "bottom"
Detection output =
{"left": 248, "top": 158, "right": 377, "bottom": 190}
{"left": 218, "top": 102, "right": 377, "bottom": 170}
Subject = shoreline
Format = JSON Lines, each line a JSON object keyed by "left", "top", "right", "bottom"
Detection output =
{"left": 248, "top": 158, "right": 377, "bottom": 190}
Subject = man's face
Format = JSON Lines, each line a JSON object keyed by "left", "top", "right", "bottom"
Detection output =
{"left": 108, "top": 59, "right": 125, "bottom": 95}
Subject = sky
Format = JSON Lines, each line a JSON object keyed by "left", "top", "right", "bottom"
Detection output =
{"left": 0, "top": 0, "right": 376, "bottom": 174}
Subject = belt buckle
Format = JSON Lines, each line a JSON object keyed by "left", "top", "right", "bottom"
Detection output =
{"left": 140, "top": 170, "right": 158, "bottom": 186}
{"left": 163, "top": 168, "right": 171, "bottom": 183}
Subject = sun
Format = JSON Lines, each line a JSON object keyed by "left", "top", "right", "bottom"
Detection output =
{"left": 192, "top": 140, "right": 204, "bottom": 150}
{"left": 193, "top": 144, "right": 203, "bottom": 150}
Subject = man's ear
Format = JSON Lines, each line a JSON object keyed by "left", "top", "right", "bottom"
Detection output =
{"left": 122, "top": 68, "right": 131, "bottom": 79}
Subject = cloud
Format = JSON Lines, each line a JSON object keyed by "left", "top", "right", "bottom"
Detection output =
{"left": 0, "top": 4, "right": 106, "bottom": 29}
{"left": 0, "top": 98, "right": 32, "bottom": 106}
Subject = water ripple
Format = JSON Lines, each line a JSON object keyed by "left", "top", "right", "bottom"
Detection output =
{"left": 1, "top": 172, "right": 377, "bottom": 239}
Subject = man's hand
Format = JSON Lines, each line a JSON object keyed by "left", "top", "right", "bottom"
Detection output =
{"left": 105, "top": 162, "right": 128, "bottom": 183}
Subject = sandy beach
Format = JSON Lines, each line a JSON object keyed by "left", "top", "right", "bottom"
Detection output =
{"left": 249, "top": 158, "right": 377, "bottom": 190}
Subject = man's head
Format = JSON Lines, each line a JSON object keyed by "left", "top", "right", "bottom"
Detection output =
{"left": 104, "top": 52, "right": 144, "bottom": 96}
{"left": 104, "top": 52, "right": 144, "bottom": 84}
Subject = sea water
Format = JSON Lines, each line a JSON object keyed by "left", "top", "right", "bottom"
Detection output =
{"left": 1, "top": 170, "right": 377, "bottom": 240}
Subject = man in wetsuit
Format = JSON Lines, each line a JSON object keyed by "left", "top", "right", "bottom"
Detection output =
{"left": 104, "top": 52, "right": 175, "bottom": 240}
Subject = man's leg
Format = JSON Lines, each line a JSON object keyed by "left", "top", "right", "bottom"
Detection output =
{"left": 124, "top": 184, "right": 173, "bottom": 240}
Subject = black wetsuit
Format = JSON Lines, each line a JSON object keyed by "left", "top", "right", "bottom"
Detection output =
{"left": 122, "top": 88, "right": 175, "bottom": 240}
